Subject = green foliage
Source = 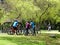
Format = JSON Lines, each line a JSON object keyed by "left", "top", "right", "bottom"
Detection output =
{"left": 0, "top": 0, "right": 60, "bottom": 25}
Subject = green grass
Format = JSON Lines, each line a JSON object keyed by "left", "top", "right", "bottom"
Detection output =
{"left": 0, "top": 34, "right": 46, "bottom": 45}
{"left": 0, "top": 33, "right": 60, "bottom": 45}
{"left": 0, "top": 40, "right": 17, "bottom": 45}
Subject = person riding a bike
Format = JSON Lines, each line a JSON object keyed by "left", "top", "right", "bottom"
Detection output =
{"left": 12, "top": 20, "right": 18, "bottom": 33}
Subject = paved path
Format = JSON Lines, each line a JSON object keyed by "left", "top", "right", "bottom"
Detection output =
{"left": 39, "top": 30, "right": 60, "bottom": 34}
{"left": 0, "top": 30, "right": 60, "bottom": 37}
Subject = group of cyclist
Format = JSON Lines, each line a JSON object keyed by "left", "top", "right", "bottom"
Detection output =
{"left": 11, "top": 20, "right": 36, "bottom": 36}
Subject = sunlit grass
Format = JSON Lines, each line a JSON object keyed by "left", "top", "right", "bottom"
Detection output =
{"left": 0, "top": 34, "right": 46, "bottom": 45}
{"left": 0, "top": 33, "right": 60, "bottom": 45}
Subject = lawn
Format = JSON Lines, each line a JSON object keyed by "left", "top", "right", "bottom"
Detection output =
{"left": 0, "top": 33, "right": 60, "bottom": 45}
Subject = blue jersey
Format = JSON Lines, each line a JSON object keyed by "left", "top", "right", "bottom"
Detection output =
{"left": 30, "top": 22, "right": 35, "bottom": 29}
{"left": 13, "top": 21, "right": 18, "bottom": 27}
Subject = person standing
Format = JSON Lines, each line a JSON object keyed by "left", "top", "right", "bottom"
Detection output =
{"left": 25, "top": 21, "right": 30, "bottom": 35}
{"left": 30, "top": 21, "right": 36, "bottom": 36}
{"left": 48, "top": 23, "right": 51, "bottom": 31}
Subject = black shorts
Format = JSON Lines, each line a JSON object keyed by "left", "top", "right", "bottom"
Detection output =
{"left": 13, "top": 27, "right": 17, "bottom": 30}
